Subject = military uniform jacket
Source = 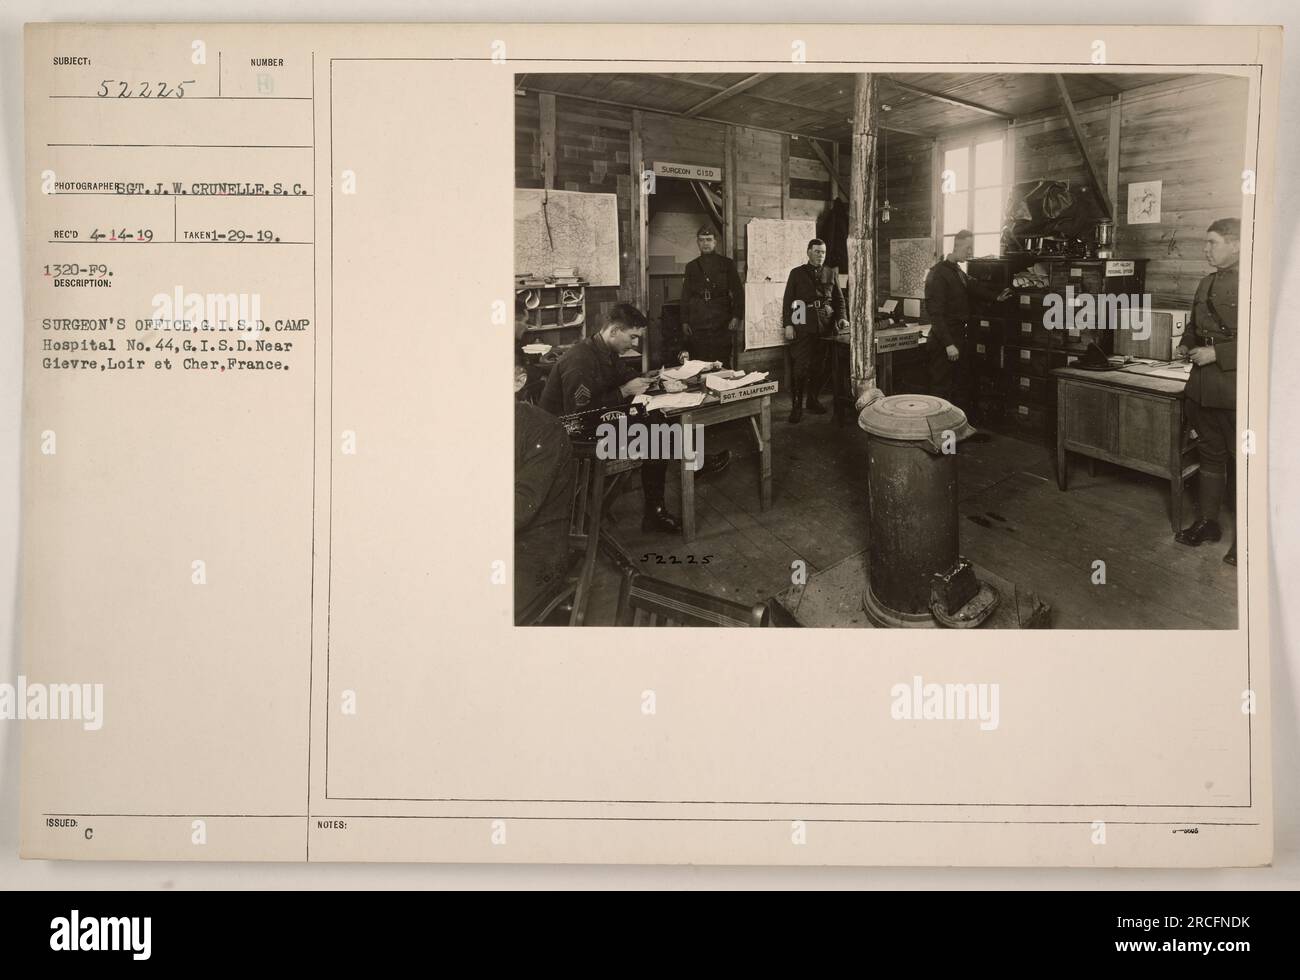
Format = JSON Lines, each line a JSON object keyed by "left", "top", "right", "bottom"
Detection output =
{"left": 924, "top": 259, "right": 999, "bottom": 351}
{"left": 539, "top": 334, "right": 638, "bottom": 415}
{"left": 682, "top": 252, "right": 744, "bottom": 330}
{"left": 1184, "top": 263, "right": 1239, "bottom": 411}
{"left": 781, "top": 263, "right": 845, "bottom": 336}
{"left": 514, "top": 402, "right": 574, "bottom": 615}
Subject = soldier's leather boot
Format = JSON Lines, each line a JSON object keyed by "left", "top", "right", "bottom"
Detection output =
{"left": 1174, "top": 518, "right": 1223, "bottom": 546}
{"left": 642, "top": 502, "right": 682, "bottom": 535}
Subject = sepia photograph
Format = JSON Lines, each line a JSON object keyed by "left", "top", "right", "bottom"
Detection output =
{"left": 10, "top": 17, "right": 1281, "bottom": 881}
{"left": 514, "top": 70, "right": 1250, "bottom": 629}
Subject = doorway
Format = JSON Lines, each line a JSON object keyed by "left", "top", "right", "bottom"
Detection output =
{"left": 643, "top": 174, "right": 725, "bottom": 366}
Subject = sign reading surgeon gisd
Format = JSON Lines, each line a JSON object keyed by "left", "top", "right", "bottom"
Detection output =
{"left": 652, "top": 161, "right": 722, "bottom": 181}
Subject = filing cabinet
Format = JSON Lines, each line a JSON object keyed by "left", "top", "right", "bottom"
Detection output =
{"left": 966, "top": 256, "right": 1148, "bottom": 446}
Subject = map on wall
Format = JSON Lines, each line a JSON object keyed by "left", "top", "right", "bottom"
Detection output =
{"left": 745, "top": 218, "right": 817, "bottom": 283}
{"left": 514, "top": 188, "right": 621, "bottom": 286}
{"left": 744, "top": 282, "right": 789, "bottom": 350}
{"left": 889, "top": 237, "right": 936, "bottom": 300}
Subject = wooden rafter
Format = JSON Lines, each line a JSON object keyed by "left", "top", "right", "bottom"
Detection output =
{"left": 808, "top": 140, "right": 848, "bottom": 202}
{"left": 642, "top": 73, "right": 929, "bottom": 138}
{"left": 683, "top": 73, "right": 771, "bottom": 116}
{"left": 885, "top": 78, "right": 1014, "bottom": 120}
{"left": 1053, "top": 74, "right": 1114, "bottom": 221}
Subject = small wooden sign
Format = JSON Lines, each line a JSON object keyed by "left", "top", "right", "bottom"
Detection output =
{"left": 717, "top": 380, "right": 778, "bottom": 403}
{"left": 876, "top": 332, "right": 922, "bottom": 353}
{"left": 652, "top": 161, "right": 722, "bottom": 181}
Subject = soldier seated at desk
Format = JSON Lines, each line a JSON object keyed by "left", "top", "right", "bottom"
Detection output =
{"left": 538, "top": 303, "right": 729, "bottom": 535}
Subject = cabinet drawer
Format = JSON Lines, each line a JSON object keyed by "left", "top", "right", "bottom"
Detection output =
{"left": 972, "top": 315, "right": 1003, "bottom": 340}
{"left": 1004, "top": 316, "right": 1056, "bottom": 348}
{"left": 1003, "top": 371, "right": 1052, "bottom": 406}
{"left": 1008, "top": 401, "right": 1052, "bottom": 439}
{"left": 1003, "top": 344, "right": 1050, "bottom": 377}
{"left": 972, "top": 340, "right": 1001, "bottom": 371}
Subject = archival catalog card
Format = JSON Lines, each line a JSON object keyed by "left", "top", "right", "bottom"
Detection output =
{"left": 19, "top": 23, "right": 1279, "bottom": 866}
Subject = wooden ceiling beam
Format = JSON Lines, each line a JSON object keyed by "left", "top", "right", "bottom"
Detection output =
{"left": 682, "top": 73, "right": 772, "bottom": 116}
{"left": 884, "top": 78, "right": 1015, "bottom": 120}
{"left": 522, "top": 85, "right": 921, "bottom": 143}
{"left": 635, "top": 73, "right": 925, "bottom": 136}
{"left": 524, "top": 74, "right": 933, "bottom": 138}
{"left": 809, "top": 140, "right": 848, "bottom": 202}
{"left": 1053, "top": 73, "right": 1114, "bottom": 221}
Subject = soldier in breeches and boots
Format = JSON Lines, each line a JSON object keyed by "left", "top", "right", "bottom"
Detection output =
{"left": 1174, "top": 217, "right": 1242, "bottom": 566}
{"left": 781, "top": 238, "right": 846, "bottom": 423}
{"left": 681, "top": 226, "right": 744, "bottom": 369}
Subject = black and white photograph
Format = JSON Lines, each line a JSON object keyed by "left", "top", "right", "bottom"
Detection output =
{"left": 514, "top": 70, "right": 1250, "bottom": 629}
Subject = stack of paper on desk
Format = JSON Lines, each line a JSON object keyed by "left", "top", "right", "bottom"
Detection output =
{"left": 705, "top": 371, "right": 769, "bottom": 392}
{"left": 1124, "top": 361, "right": 1193, "bottom": 381}
{"left": 633, "top": 391, "right": 708, "bottom": 411}
{"left": 660, "top": 359, "right": 718, "bottom": 381}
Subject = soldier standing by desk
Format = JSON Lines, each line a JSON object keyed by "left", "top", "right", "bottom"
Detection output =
{"left": 1174, "top": 217, "right": 1241, "bottom": 565}
{"left": 923, "top": 229, "right": 1012, "bottom": 419}
{"left": 782, "top": 238, "right": 846, "bottom": 423}
{"left": 681, "top": 227, "right": 744, "bottom": 369}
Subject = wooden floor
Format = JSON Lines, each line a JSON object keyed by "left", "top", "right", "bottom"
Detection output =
{"left": 585, "top": 395, "right": 1239, "bottom": 629}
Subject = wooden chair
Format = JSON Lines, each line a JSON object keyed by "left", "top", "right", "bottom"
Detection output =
{"left": 518, "top": 445, "right": 608, "bottom": 627}
{"left": 615, "top": 568, "right": 772, "bottom": 627}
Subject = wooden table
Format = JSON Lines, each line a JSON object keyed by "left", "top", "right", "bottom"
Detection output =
{"left": 1052, "top": 366, "right": 1199, "bottom": 532}
{"left": 662, "top": 393, "right": 772, "bottom": 542}
{"left": 830, "top": 324, "right": 929, "bottom": 422}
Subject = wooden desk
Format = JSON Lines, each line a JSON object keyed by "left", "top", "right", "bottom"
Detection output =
{"left": 1052, "top": 366, "right": 1198, "bottom": 532}
{"left": 830, "top": 325, "right": 929, "bottom": 422}
{"left": 662, "top": 393, "right": 772, "bottom": 542}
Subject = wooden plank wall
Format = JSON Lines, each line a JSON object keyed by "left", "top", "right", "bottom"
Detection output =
{"left": 874, "top": 132, "right": 934, "bottom": 299}
{"left": 1013, "top": 75, "right": 1249, "bottom": 308}
{"left": 516, "top": 92, "right": 851, "bottom": 372}
{"left": 1114, "top": 76, "right": 1249, "bottom": 307}
{"left": 732, "top": 126, "right": 785, "bottom": 273}
{"left": 514, "top": 93, "right": 634, "bottom": 324}
{"left": 786, "top": 136, "right": 834, "bottom": 221}
{"left": 517, "top": 76, "right": 1250, "bottom": 338}
{"left": 1014, "top": 98, "right": 1111, "bottom": 190}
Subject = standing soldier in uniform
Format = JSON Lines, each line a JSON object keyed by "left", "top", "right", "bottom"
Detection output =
{"left": 923, "top": 229, "right": 1012, "bottom": 419}
{"left": 681, "top": 226, "right": 744, "bottom": 369}
{"left": 1174, "top": 217, "right": 1241, "bottom": 565}
{"left": 781, "top": 238, "right": 846, "bottom": 423}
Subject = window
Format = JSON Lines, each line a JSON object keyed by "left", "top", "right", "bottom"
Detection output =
{"left": 940, "top": 133, "right": 1006, "bottom": 258}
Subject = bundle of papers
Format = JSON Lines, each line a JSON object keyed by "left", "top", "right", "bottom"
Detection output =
{"left": 704, "top": 371, "right": 769, "bottom": 392}
{"left": 632, "top": 391, "right": 708, "bottom": 411}
{"left": 660, "top": 359, "right": 719, "bottom": 381}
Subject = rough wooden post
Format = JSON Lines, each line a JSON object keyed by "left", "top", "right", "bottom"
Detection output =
{"left": 539, "top": 92, "right": 557, "bottom": 189}
{"left": 848, "top": 73, "right": 878, "bottom": 398}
